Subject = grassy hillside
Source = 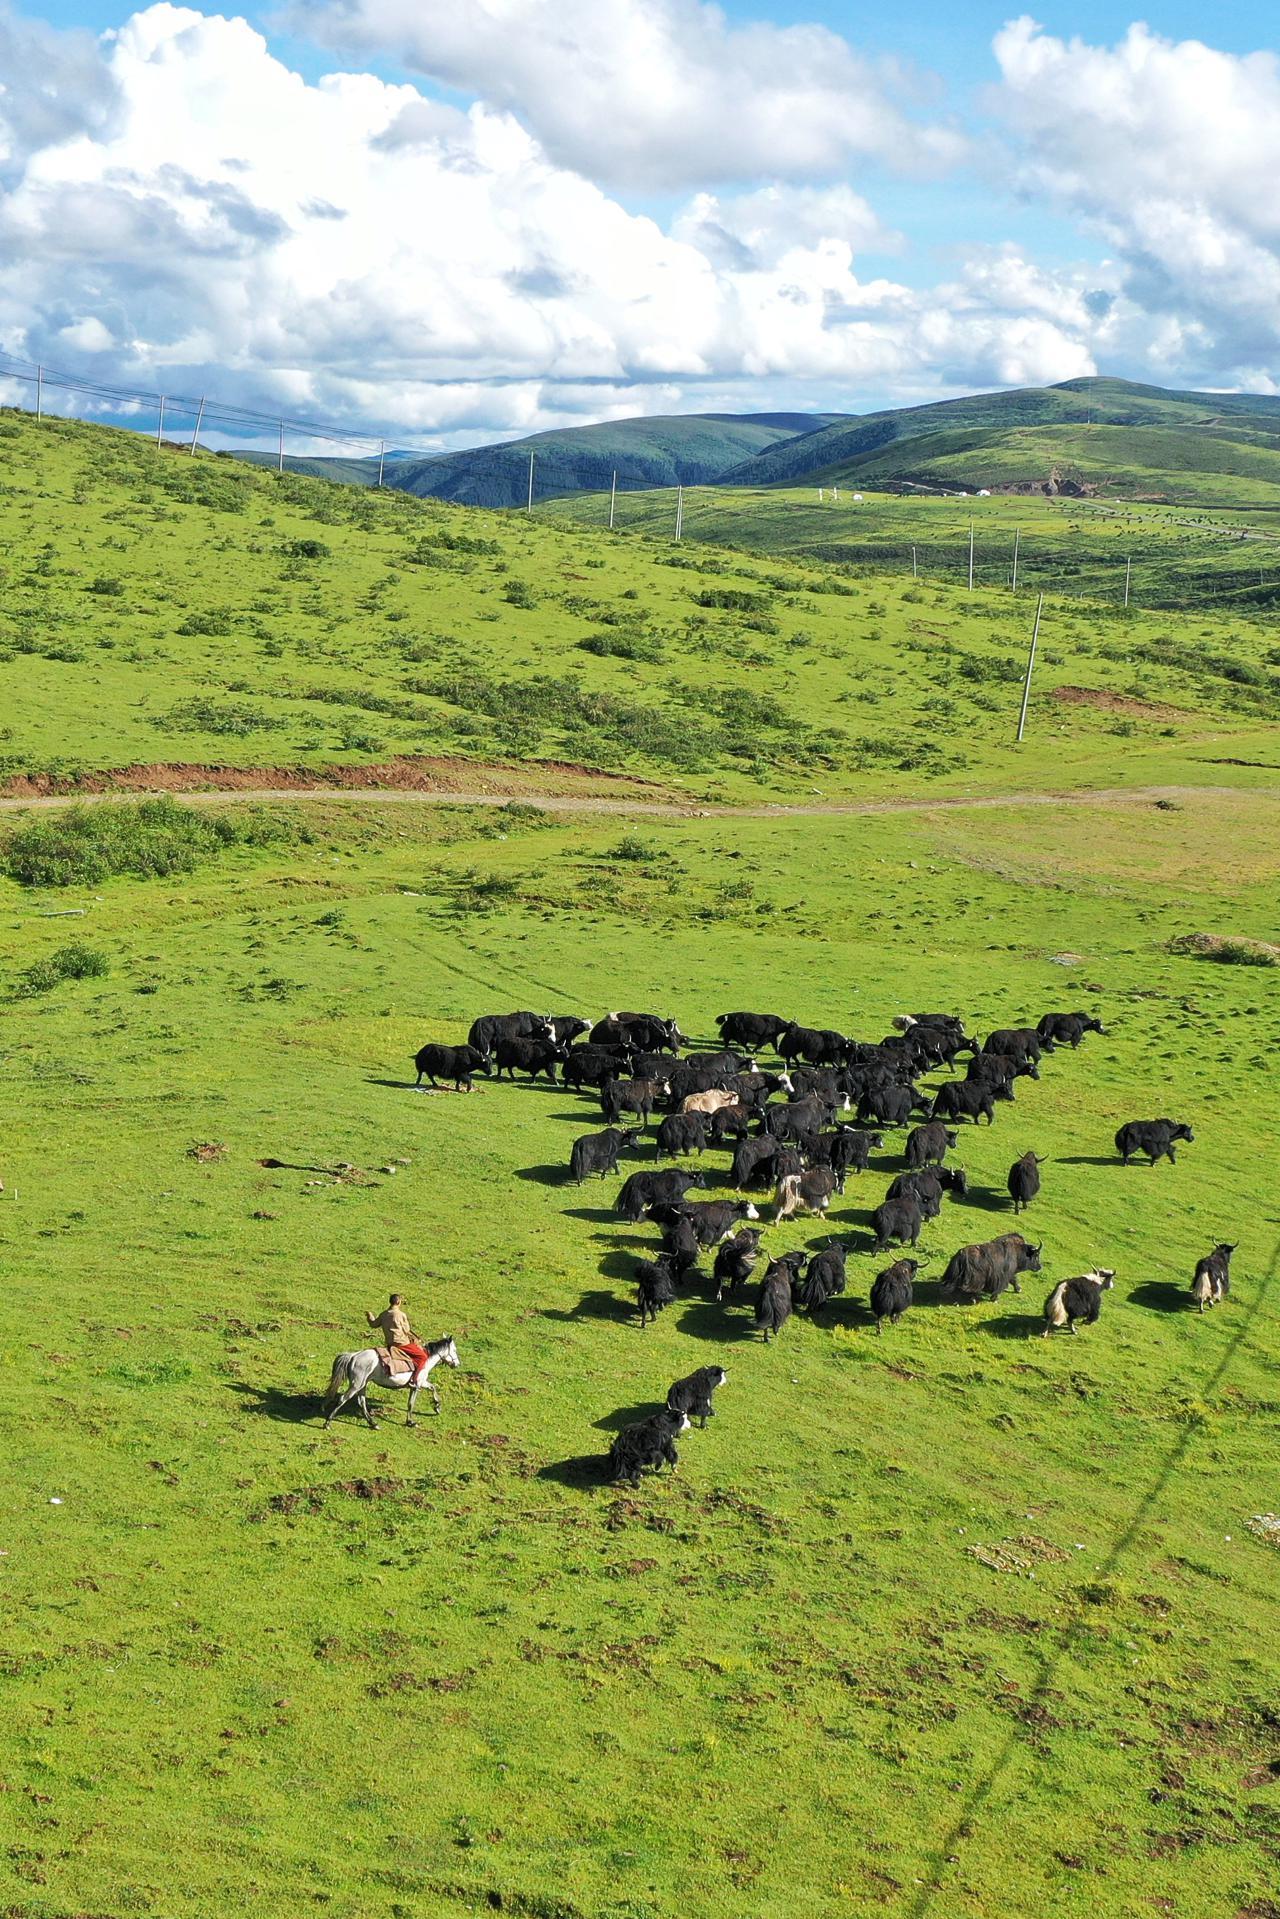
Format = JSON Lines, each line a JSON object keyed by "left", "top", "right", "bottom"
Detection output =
{"left": 719, "top": 377, "right": 1280, "bottom": 494}
{"left": 3, "top": 409, "right": 1280, "bottom": 806}
{"left": 2, "top": 786, "right": 1279, "bottom": 1919}
{"left": 551, "top": 479, "right": 1280, "bottom": 612}
{"left": 252, "top": 413, "right": 841, "bottom": 509}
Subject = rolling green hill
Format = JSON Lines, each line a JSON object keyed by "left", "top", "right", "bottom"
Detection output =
{"left": 3, "top": 407, "right": 1280, "bottom": 802}
{"left": 715, "top": 378, "right": 1280, "bottom": 506}
{"left": 239, "top": 412, "right": 843, "bottom": 507}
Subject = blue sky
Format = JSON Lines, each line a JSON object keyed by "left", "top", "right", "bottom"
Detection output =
{"left": 1, "top": 1, "right": 1277, "bottom": 447}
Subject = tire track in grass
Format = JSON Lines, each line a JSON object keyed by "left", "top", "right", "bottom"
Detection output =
{"left": 908, "top": 1229, "right": 1280, "bottom": 1916}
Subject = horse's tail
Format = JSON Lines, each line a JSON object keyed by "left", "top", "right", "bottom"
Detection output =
{"left": 324, "top": 1352, "right": 354, "bottom": 1406}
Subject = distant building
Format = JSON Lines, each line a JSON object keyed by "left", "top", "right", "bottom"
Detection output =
{"left": 977, "top": 488, "right": 992, "bottom": 497}
{"left": 852, "top": 493, "right": 864, "bottom": 503}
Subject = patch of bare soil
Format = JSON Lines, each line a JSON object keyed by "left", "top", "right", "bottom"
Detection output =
{"left": 1052, "top": 685, "right": 1192, "bottom": 722}
{"left": 0, "top": 753, "right": 672, "bottom": 802}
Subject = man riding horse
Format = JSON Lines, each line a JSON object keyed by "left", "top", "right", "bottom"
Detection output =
{"left": 365, "top": 1293, "right": 430, "bottom": 1386}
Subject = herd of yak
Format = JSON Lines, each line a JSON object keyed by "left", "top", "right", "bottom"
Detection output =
{"left": 413, "top": 1007, "right": 1234, "bottom": 1485}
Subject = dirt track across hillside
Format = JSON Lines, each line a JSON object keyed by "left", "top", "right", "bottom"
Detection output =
{"left": 0, "top": 780, "right": 1274, "bottom": 819}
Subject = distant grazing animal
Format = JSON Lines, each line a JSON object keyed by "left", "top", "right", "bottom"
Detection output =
{"left": 608, "top": 1407, "right": 690, "bottom": 1482}
{"left": 667, "top": 1365, "right": 727, "bottom": 1428}
{"left": 825, "top": 1128, "right": 882, "bottom": 1189}
{"left": 681, "top": 1087, "right": 741, "bottom": 1117}
{"left": 1192, "top": 1243, "right": 1236, "bottom": 1312}
{"left": 966, "top": 1052, "right": 1024, "bottom": 1088}
{"left": 660, "top": 1213, "right": 702, "bottom": 1279}
{"left": 713, "top": 1227, "right": 763, "bottom": 1300}
{"left": 872, "top": 1193, "right": 925, "bottom": 1252}
{"left": 1007, "top": 1151, "right": 1047, "bottom": 1213}
{"left": 905, "top": 1123, "right": 958, "bottom": 1169}
{"left": 656, "top": 1111, "right": 708, "bottom": 1159}
{"left": 1115, "top": 1119, "right": 1195, "bottom": 1166}
{"left": 797, "top": 1241, "right": 847, "bottom": 1313}
{"left": 413, "top": 1042, "right": 490, "bottom": 1092}
{"left": 717, "top": 1012, "right": 791, "bottom": 1051}
{"left": 941, "top": 1233, "right": 1042, "bottom": 1303}
{"left": 678, "top": 1198, "right": 760, "bottom": 1247}
{"left": 931, "top": 1080, "right": 1010, "bottom": 1125}
{"left": 778, "top": 1023, "right": 848, "bottom": 1067}
{"left": 547, "top": 1014, "right": 590, "bottom": 1047}
{"left": 493, "top": 1035, "right": 565, "bottom": 1082}
{"left": 731, "top": 1136, "right": 780, "bottom": 1190}
{"left": 323, "top": 1335, "right": 460, "bottom": 1428}
{"left": 707, "top": 1102, "right": 753, "bottom": 1144}
{"left": 856, "top": 1084, "right": 921, "bottom": 1129}
{"left": 562, "top": 1043, "right": 635, "bottom": 1090}
{"left": 601, "top": 1076, "right": 670, "bottom": 1126}
{"left": 468, "top": 1011, "right": 552, "bottom": 1055}
{"left": 1043, "top": 1268, "right": 1115, "bottom": 1337}
{"left": 634, "top": 1257, "right": 680, "bottom": 1327}
{"left": 774, "top": 1167, "right": 836, "bottom": 1221}
{"left": 887, "top": 1166, "right": 967, "bottom": 1211}
{"left": 756, "top": 1253, "right": 804, "bottom": 1341}
{"left": 568, "top": 1127, "right": 640, "bottom": 1185}
{"left": 682, "top": 1051, "right": 750, "bottom": 1078}
{"left": 983, "top": 1027, "right": 1047, "bottom": 1066}
{"left": 616, "top": 1167, "right": 705, "bottom": 1222}
{"left": 783, "top": 1067, "right": 847, "bottom": 1107}
{"left": 1037, "top": 1011, "right": 1104, "bottom": 1048}
{"left": 870, "top": 1259, "right": 921, "bottom": 1333}
{"left": 592, "top": 1012, "right": 683, "bottom": 1054}
{"left": 762, "top": 1096, "right": 832, "bottom": 1142}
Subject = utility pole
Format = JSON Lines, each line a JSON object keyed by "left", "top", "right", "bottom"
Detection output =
{"left": 1011, "top": 526, "right": 1020, "bottom": 593}
{"left": 36, "top": 365, "right": 43, "bottom": 421}
{"left": 1123, "top": 554, "right": 1131, "bottom": 608}
{"left": 156, "top": 396, "right": 166, "bottom": 447}
{"left": 526, "top": 451, "right": 535, "bottom": 513}
{"left": 190, "top": 395, "right": 205, "bottom": 455}
{"left": 1016, "top": 594, "right": 1044, "bottom": 743}
{"left": 278, "top": 421, "right": 285, "bottom": 474}
{"left": 377, "top": 441, "right": 386, "bottom": 488}
{"left": 911, "top": 544, "right": 917, "bottom": 579}
{"left": 675, "top": 485, "right": 684, "bottom": 540}
{"left": 609, "top": 469, "right": 617, "bottom": 530}
{"left": 968, "top": 519, "right": 975, "bottom": 592}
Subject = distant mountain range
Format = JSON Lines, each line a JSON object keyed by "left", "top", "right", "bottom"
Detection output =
{"left": 241, "top": 378, "right": 1280, "bottom": 508}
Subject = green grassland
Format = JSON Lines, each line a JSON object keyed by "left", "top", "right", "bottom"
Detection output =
{"left": 2, "top": 787, "right": 1280, "bottom": 1919}
{"left": 551, "top": 480, "right": 1280, "bottom": 613}
{"left": 3, "top": 411, "right": 1280, "bottom": 805}
{"left": 3, "top": 391, "right": 1280, "bottom": 1919}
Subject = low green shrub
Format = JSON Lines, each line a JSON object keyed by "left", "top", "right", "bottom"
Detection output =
{"left": 14, "top": 940, "right": 111, "bottom": 995}
{"left": 2, "top": 796, "right": 300, "bottom": 886}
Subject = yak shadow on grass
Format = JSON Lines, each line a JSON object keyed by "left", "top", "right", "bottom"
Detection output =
{"left": 1129, "top": 1279, "right": 1191, "bottom": 1314}
{"left": 226, "top": 1381, "right": 319, "bottom": 1423}
{"left": 542, "top": 1289, "right": 634, "bottom": 1326}
{"left": 514, "top": 1163, "right": 570, "bottom": 1186}
{"left": 1056, "top": 1154, "right": 1121, "bottom": 1167}
{"left": 536, "top": 1452, "right": 610, "bottom": 1489}
{"left": 965, "top": 1185, "right": 1015, "bottom": 1215}
{"left": 591, "top": 1400, "right": 666, "bottom": 1433}
{"left": 972, "top": 1312, "right": 1046, "bottom": 1340}
{"left": 677, "top": 1299, "right": 757, "bottom": 1343}
{"left": 562, "top": 1204, "right": 619, "bottom": 1224}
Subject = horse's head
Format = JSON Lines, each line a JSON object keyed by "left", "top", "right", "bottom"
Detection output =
{"left": 439, "top": 1336, "right": 461, "bottom": 1368}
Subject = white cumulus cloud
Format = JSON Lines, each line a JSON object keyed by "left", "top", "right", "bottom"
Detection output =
{"left": 993, "top": 16, "right": 1280, "bottom": 376}
{"left": 294, "top": 0, "right": 966, "bottom": 189}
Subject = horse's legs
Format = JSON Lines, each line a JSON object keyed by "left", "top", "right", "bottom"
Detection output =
{"left": 429, "top": 1376, "right": 441, "bottom": 1416}
{"left": 324, "top": 1381, "right": 359, "bottom": 1427}
{"left": 356, "top": 1390, "right": 377, "bottom": 1429}
{"left": 406, "top": 1383, "right": 418, "bottom": 1427}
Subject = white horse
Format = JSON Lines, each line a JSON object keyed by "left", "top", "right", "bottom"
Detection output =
{"left": 323, "top": 1336, "right": 459, "bottom": 1428}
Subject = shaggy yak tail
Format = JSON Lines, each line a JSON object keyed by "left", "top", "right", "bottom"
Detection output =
{"left": 324, "top": 1353, "right": 354, "bottom": 1405}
